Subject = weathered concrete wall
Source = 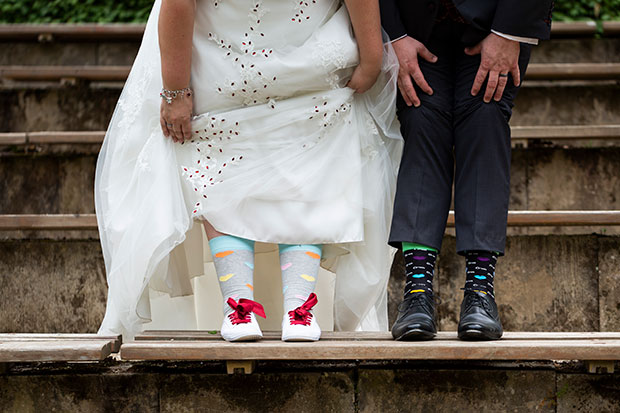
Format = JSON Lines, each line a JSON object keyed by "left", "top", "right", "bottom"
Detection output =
{"left": 3, "top": 82, "right": 619, "bottom": 132}
{"left": 2, "top": 148, "right": 618, "bottom": 215}
{"left": 0, "top": 42, "right": 139, "bottom": 66}
{"left": 2, "top": 235, "right": 619, "bottom": 334}
{"left": 1, "top": 361, "right": 618, "bottom": 413}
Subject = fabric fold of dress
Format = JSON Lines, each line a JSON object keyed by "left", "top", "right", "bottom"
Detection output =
{"left": 95, "top": 0, "right": 403, "bottom": 339}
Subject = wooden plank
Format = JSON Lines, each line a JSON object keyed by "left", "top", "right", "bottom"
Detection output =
{"left": 0, "top": 334, "right": 122, "bottom": 352}
{"left": 526, "top": 63, "right": 620, "bottom": 81}
{"left": 602, "top": 21, "right": 620, "bottom": 36}
{"left": 0, "top": 22, "right": 608, "bottom": 41}
{"left": 28, "top": 131, "right": 105, "bottom": 144}
{"left": 2, "top": 64, "right": 618, "bottom": 83}
{"left": 0, "top": 66, "right": 130, "bottom": 81}
{"left": 2, "top": 125, "right": 618, "bottom": 147}
{"left": 550, "top": 21, "right": 598, "bottom": 37}
{"left": 0, "top": 24, "right": 145, "bottom": 41}
{"left": 511, "top": 125, "right": 620, "bottom": 140}
{"left": 0, "top": 339, "right": 113, "bottom": 362}
{"left": 0, "top": 132, "right": 27, "bottom": 145}
{"left": 0, "top": 214, "right": 97, "bottom": 230}
{"left": 136, "top": 330, "right": 620, "bottom": 342}
{"left": 1, "top": 211, "right": 619, "bottom": 231}
{"left": 120, "top": 338, "right": 620, "bottom": 361}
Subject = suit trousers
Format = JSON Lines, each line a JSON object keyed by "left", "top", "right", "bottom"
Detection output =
{"left": 388, "top": 19, "right": 531, "bottom": 254}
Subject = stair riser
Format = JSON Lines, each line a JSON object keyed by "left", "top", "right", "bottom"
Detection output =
{"left": 2, "top": 83, "right": 619, "bottom": 132}
{"left": 2, "top": 366, "right": 618, "bottom": 413}
{"left": 1, "top": 235, "right": 618, "bottom": 333}
{"left": 1, "top": 38, "right": 618, "bottom": 65}
{"left": 2, "top": 148, "right": 619, "bottom": 215}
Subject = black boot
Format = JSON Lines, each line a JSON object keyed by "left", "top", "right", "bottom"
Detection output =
{"left": 458, "top": 291, "right": 503, "bottom": 340}
{"left": 391, "top": 293, "right": 436, "bottom": 341}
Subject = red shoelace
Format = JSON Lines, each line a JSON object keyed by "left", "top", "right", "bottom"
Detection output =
{"left": 226, "top": 298, "right": 266, "bottom": 325}
{"left": 288, "top": 293, "right": 318, "bottom": 326}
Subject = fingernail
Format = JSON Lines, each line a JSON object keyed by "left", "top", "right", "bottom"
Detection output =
{"left": 432, "top": 56, "right": 437, "bottom": 62}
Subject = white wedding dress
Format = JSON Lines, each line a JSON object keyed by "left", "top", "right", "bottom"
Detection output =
{"left": 95, "top": 0, "right": 403, "bottom": 339}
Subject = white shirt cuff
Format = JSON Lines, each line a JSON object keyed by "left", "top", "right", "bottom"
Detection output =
{"left": 491, "top": 30, "right": 539, "bottom": 45}
{"left": 389, "top": 34, "right": 408, "bottom": 44}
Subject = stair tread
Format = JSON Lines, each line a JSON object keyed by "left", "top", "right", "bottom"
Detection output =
{"left": 1, "top": 211, "right": 619, "bottom": 230}
{"left": 2, "top": 63, "right": 619, "bottom": 81}
{"left": 121, "top": 332, "right": 620, "bottom": 361}
{"left": 1, "top": 22, "right": 618, "bottom": 40}
{"left": 0, "top": 336, "right": 118, "bottom": 362}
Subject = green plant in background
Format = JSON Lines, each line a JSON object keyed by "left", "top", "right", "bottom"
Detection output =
{"left": 0, "top": 0, "right": 619, "bottom": 23}
{"left": 0, "top": 0, "right": 154, "bottom": 23}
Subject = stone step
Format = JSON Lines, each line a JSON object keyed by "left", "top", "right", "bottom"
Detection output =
{"left": 2, "top": 80, "right": 618, "bottom": 131}
{"left": 1, "top": 22, "right": 619, "bottom": 66}
{"left": 1, "top": 358, "right": 618, "bottom": 412}
{"left": 0, "top": 234, "right": 618, "bottom": 334}
{"left": 3, "top": 63, "right": 619, "bottom": 82}
{"left": 2, "top": 143, "right": 619, "bottom": 216}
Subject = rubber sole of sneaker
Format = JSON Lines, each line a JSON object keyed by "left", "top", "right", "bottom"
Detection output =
{"left": 281, "top": 335, "right": 321, "bottom": 342}
{"left": 458, "top": 329, "right": 502, "bottom": 341}
{"left": 223, "top": 334, "right": 263, "bottom": 342}
{"left": 394, "top": 328, "right": 436, "bottom": 341}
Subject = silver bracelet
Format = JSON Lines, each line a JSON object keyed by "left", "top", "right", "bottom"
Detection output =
{"left": 160, "top": 87, "right": 192, "bottom": 104}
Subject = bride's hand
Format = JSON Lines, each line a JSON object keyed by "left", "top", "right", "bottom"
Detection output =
{"left": 160, "top": 92, "right": 193, "bottom": 143}
{"left": 347, "top": 60, "right": 382, "bottom": 94}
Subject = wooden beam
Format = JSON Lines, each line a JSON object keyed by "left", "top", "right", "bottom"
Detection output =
{"left": 525, "top": 63, "right": 620, "bottom": 81}
{"left": 0, "top": 22, "right": 614, "bottom": 41}
{"left": 510, "top": 125, "right": 620, "bottom": 140}
{"left": 28, "top": 131, "right": 105, "bottom": 144}
{"left": 0, "top": 334, "right": 122, "bottom": 352}
{"left": 2, "top": 64, "right": 618, "bottom": 83}
{"left": 120, "top": 338, "right": 620, "bottom": 361}
{"left": 0, "top": 339, "right": 114, "bottom": 362}
{"left": 0, "top": 214, "right": 97, "bottom": 230}
{"left": 136, "top": 330, "right": 620, "bottom": 342}
{"left": 1, "top": 211, "right": 619, "bottom": 231}
{"left": 0, "top": 132, "right": 26, "bottom": 145}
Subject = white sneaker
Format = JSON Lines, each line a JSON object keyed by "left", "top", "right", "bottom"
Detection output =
{"left": 220, "top": 298, "right": 265, "bottom": 342}
{"left": 281, "top": 293, "right": 321, "bottom": 342}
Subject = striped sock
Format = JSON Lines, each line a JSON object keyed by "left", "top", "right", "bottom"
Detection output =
{"left": 402, "top": 243, "right": 438, "bottom": 298}
{"left": 464, "top": 251, "right": 498, "bottom": 298}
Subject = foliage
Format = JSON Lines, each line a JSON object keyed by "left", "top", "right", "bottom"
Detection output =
{"left": 0, "top": 0, "right": 619, "bottom": 23}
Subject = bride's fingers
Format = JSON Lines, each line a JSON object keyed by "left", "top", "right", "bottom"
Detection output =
{"left": 181, "top": 117, "right": 192, "bottom": 141}
{"left": 160, "top": 117, "right": 171, "bottom": 138}
{"left": 172, "top": 124, "right": 183, "bottom": 143}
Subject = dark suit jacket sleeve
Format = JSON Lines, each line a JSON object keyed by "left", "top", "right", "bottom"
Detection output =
{"left": 380, "top": 0, "right": 408, "bottom": 41}
{"left": 491, "top": 0, "right": 554, "bottom": 40}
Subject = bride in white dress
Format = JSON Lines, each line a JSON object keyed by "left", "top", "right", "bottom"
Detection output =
{"left": 95, "top": 0, "right": 403, "bottom": 339}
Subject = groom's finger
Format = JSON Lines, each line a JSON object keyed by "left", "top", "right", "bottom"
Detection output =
{"left": 471, "top": 65, "right": 489, "bottom": 96}
{"left": 410, "top": 62, "right": 433, "bottom": 96}
{"left": 484, "top": 70, "right": 499, "bottom": 103}
{"left": 398, "top": 73, "right": 417, "bottom": 106}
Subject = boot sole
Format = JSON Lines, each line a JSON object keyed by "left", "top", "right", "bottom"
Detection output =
{"left": 458, "top": 329, "right": 502, "bottom": 341}
{"left": 223, "top": 334, "right": 263, "bottom": 342}
{"left": 395, "top": 328, "right": 436, "bottom": 341}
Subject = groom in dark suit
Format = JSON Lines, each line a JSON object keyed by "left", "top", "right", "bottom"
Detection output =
{"left": 381, "top": 0, "right": 553, "bottom": 340}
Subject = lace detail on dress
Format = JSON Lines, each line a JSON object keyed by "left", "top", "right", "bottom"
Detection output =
{"left": 116, "top": 64, "right": 154, "bottom": 145}
{"left": 181, "top": 115, "right": 244, "bottom": 217}
{"left": 136, "top": 130, "right": 158, "bottom": 172}
{"left": 313, "top": 40, "right": 347, "bottom": 89}
{"left": 302, "top": 95, "right": 353, "bottom": 149}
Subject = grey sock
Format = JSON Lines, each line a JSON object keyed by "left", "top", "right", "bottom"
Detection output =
{"left": 279, "top": 244, "right": 322, "bottom": 313}
{"left": 209, "top": 235, "right": 255, "bottom": 316}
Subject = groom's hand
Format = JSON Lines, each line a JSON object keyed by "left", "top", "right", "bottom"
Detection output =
{"left": 465, "top": 33, "right": 521, "bottom": 103}
{"left": 392, "top": 36, "right": 437, "bottom": 107}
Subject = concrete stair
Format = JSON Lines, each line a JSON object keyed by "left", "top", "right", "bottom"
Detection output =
{"left": 1, "top": 22, "right": 619, "bottom": 412}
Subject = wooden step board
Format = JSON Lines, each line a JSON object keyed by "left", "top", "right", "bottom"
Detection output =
{"left": 1, "top": 22, "right": 618, "bottom": 41}
{"left": 2, "top": 125, "right": 619, "bottom": 146}
{"left": 1, "top": 211, "right": 620, "bottom": 231}
{"left": 2, "top": 63, "right": 619, "bottom": 82}
{"left": 122, "top": 331, "right": 620, "bottom": 362}
{"left": 0, "top": 334, "right": 121, "bottom": 362}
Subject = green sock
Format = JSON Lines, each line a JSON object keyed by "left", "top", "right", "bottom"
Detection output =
{"left": 402, "top": 242, "right": 438, "bottom": 253}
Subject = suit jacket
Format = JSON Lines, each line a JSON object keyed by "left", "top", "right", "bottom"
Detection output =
{"left": 380, "top": 0, "right": 554, "bottom": 45}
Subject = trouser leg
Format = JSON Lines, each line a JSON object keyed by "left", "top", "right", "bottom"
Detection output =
{"left": 452, "top": 43, "right": 532, "bottom": 254}
{"left": 389, "top": 22, "right": 457, "bottom": 252}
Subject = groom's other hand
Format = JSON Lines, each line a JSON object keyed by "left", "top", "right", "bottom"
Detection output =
{"left": 392, "top": 36, "right": 437, "bottom": 107}
{"left": 465, "top": 33, "right": 520, "bottom": 103}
